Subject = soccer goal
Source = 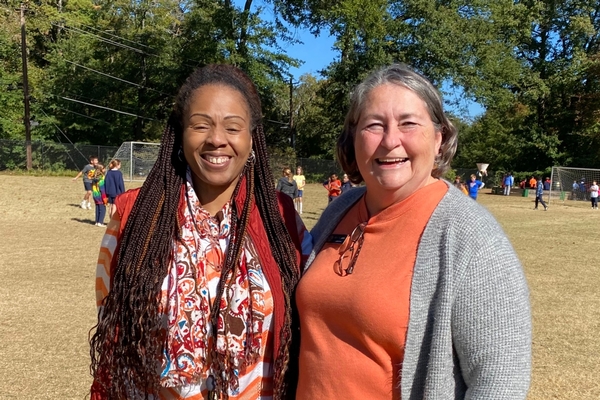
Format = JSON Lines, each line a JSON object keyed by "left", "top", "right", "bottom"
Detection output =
{"left": 112, "top": 141, "right": 161, "bottom": 181}
{"left": 550, "top": 166, "right": 600, "bottom": 204}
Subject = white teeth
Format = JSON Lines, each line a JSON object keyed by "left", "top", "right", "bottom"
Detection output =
{"left": 207, "top": 156, "right": 229, "bottom": 165}
{"left": 378, "top": 158, "right": 407, "bottom": 163}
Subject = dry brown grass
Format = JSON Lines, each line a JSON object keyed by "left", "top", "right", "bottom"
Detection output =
{"left": 0, "top": 174, "right": 598, "bottom": 399}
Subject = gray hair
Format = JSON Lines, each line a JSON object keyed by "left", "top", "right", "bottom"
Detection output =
{"left": 337, "top": 63, "right": 458, "bottom": 182}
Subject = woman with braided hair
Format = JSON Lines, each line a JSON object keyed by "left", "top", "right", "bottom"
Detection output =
{"left": 90, "top": 64, "right": 311, "bottom": 399}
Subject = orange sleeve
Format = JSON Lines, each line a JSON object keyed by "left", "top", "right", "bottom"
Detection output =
{"left": 95, "top": 213, "right": 121, "bottom": 309}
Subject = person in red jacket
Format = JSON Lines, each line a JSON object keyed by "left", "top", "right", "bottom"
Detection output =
{"left": 90, "top": 64, "right": 311, "bottom": 400}
{"left": 323, "top": 173, "right": 342, "bottom": 202}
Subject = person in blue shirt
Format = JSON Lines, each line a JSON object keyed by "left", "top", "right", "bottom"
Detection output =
{"left": 534, "top": 176, "right": 548, "bottom": 211}
{"left": 340, "top": 173, "right": 355, "bottom": 194}
{"left": 104, "top": 158, "right": 126, "bottom": 215}
{"left": 579, "top": 179, "right": 588, "bottom": 201}
{"left": 468, "top": 173, "right": 485, "bottom": 200}
{"left": 543, "top": 177, "right": 551, "bottom": 191}
{"left": 503, "top": 172, "right": 514, "bottom": 196}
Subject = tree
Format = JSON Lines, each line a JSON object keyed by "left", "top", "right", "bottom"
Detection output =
{"left": 0, "top": 11, "right": 25, "bottom": 139}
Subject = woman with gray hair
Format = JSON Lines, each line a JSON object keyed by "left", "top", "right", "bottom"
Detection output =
{"left": 295, "top": 64, "right": 531, "bottom": 399}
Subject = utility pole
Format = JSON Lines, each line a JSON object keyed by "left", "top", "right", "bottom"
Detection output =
{"left": 20, "top": 3, "right": 32, "bottom": 170}
{"left": 289, "top": 76, "right": 294, "bottom": 150}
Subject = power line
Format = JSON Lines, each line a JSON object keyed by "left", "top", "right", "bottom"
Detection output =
{"left": 40, "top": 108, "right": 88, "bottom": 169}
{"left": 71, "top": 23, "right": 203, "bottom": 67}
{"left": 63, "top": 59, "right": 170, "bottom": 96}
{"left": 54, "top": 23, "right": 201, "bottom": 68}
{"left": 60, "top": 96, "right": 156, "bottom": 120}
{"left": 79, "top": 23, "right": 156, "bottom": 51}
{"left": 54, "top": 92, "right": 140, "bottom": 113}
{"left": 53, "top": 106, "right": 110, "bottom": 124}
{"left": 55, "top": 24, "right": 153, "bottom": 56}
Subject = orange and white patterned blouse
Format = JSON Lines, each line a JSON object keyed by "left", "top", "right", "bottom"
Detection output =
{"left": 96, "top": 181, "right": 276, "bottom": 399}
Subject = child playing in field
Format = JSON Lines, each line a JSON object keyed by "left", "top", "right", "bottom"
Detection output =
{"left": 104, "top": 159, "right": 126, "bottom": 216}
{"left": 468, "top": 173, "right": 485, "bottom": 200}
{"left": 91, "top": 164, "right": 108, "bottom": 227}
{"left": 72, "top": 155, "right": 98, "bottom": 209}
{"left": 293, "top": 166, "right": 306, "bottom": 214}
{"left": 323, "top": 172, "right": 342, "bottom": 203}
{"left": 590, "top": 180, "right": 599, "bottom": 209}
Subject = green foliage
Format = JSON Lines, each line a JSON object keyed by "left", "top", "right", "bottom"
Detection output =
{"left": 4, "top": 0, "right": 600, "bottom": 173}
{"left": 1, "top": 0, "right": 305, "bottom": 148}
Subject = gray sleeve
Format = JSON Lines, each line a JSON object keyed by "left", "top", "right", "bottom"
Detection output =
{"left": 452, "top": 224, "right": 532, "bottom": 399}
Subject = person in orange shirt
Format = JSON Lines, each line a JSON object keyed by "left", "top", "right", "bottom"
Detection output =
{"left": 323, "top": 172, "right": 342, "bottom": 202}
{"left": 529, "top": 176, "right": 537, "bottom": 189}
{"left": 89, "top": 64, "right": 310, "bottom": 400}
{"left": 296, "top": 64, "right": 531, "bottom": 399}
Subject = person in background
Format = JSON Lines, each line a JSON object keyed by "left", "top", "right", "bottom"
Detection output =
{"left": 341, "top": 173, "right": 354, "bottom": 194}
{"left": 534, "top": 176, "right": 548, "bottom": 211}
{"left": 504, "top": 172, "right": 514, "bottom": 196}
{"left": 572, "top": 180, "right": 579, "bottom": 200}
{"left": 293, "top": 166, "right": 306, "bottom": 214}
{"left": 104, "top": 159, "right": 125, "bottom": 216}
{"left": 276, "top": 167, "right": 298, "bottom": 200}
{"left": 91, "top": 163, "right": 108, "bottom": 227}
{"left": 543, "top": 177, "right": 551, "bottom": 191}
{"left": 468, "top": 173, "right": 485, "bottom": 200}
{"left": 589, "top": 180, "right": 599, "bottom": 209}
{"left": 296, "top": 63, "right": 531, "bottom": 399}
{"left": 520, "top": 178, "right": 527, "bottom": 189}
{"left": 453, "top": 176, "right": 461, "bottom": 188}
{"left": 323, "top": 173, "right": 341, "bottom": 203}
{"left": 529, "top": 176, "right": 537, "bottom": 190}
{"left": 90, "top": 64, "right": 311, "bottom": 400}
{"left": 579, "top": 179, "right": 588, "bottom": 201}
{"left": 72, "top": 155, "right": 98, "bottom": 209}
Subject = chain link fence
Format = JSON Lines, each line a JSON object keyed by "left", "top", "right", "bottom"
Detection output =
{"left": 0, "top": 140, "right": 340, "bottom": 181}
{"left": 0, "top": 139, "right": 119, "bottom": 171}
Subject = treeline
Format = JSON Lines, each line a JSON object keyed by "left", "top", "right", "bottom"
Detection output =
{"left": 2, "top": 0, "right": 600, "bottom": 172}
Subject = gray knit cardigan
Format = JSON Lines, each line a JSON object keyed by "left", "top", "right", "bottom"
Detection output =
{"left": 304, "top": 182, "right": 532, "bottom": 399}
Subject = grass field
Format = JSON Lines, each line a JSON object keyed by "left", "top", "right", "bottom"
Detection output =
{"left": 0, "top": 174, "right": 599, "bottom": 399}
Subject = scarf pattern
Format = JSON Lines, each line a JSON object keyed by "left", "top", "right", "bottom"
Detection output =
{"left": 159, "top": 178, "right": 271, "bottom": 396}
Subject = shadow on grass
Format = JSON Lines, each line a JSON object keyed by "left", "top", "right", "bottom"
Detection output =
{"left": 71, "top": 217, "right": 96, "bottom": 225}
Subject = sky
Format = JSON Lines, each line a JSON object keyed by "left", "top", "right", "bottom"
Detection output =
{"left": 240, "top": 0, "right": 485, "bottom": 119}
{"left": 284, "top": 30, "right": 337, "bottom": 80}
{"left": 281, "top": 29, "right": 485, "bottom": 119}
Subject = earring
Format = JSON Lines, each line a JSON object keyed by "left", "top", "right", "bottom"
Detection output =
{"left": 177, "top": 147, "right": 184, "bottom": 162}
{"left": 247, "top": 150, "right": 256, "bottom": 164}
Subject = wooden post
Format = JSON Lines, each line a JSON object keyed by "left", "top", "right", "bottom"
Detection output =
{"left": 20, "top": 3, "right": 32, "bottom": 170}
{"left": 289, "top": 76, "right": 294, "bottom": 149}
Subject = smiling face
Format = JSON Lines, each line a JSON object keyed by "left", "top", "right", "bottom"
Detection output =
{"left": 182, "top": 84, "right": 252, "bottom": 202}
{"left": 354, "top": 83, "right": 441, "bottom": 210}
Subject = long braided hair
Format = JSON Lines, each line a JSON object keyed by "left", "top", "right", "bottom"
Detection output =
{"left": 89, "top": 64, "right": 300, "bottom": 399}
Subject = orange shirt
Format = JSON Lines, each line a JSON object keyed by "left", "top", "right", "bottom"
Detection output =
{"left": 296, "top": 180, "right": 447, "bottom": 399}
{"left": 324, "top": 179, "right": 342, "bottom": 198}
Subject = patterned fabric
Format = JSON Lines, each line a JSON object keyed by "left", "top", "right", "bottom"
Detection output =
{"left": 95, "top": 181, "right": 276, "bottom": 399}
{"left": 160, "top": 179, "right": 272, "bottom": 396}
{"left": 92, "top": 175, "right": 107, "bottom": 205}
